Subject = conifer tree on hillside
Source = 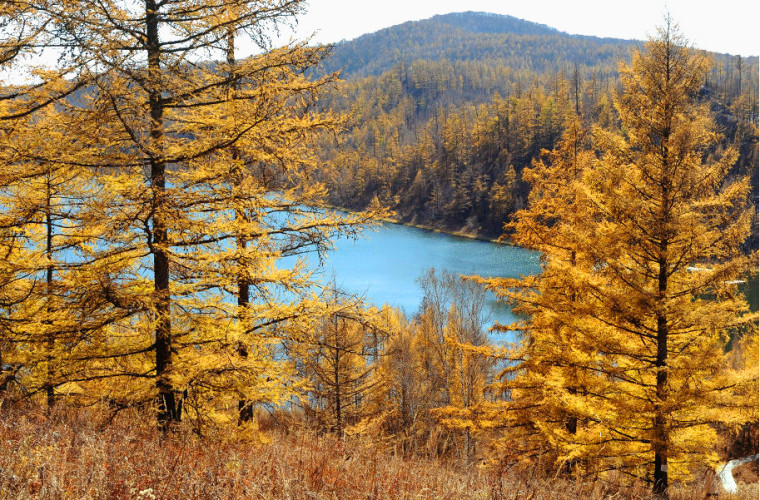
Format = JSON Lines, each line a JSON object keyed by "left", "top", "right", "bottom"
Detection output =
{"left": 477, "top": 20, "right": 758, "bottom": 498}
{"left": 0, "top": 105, "right": 134, "bottom": 406}
{"left": 1, "top": 0, "right": 382, "bottom": 431}
{"left": 471, "top": 111, "right": 597, "bottom": 468}
{"left": 299, "top": 296, "right": 381, "bottom": 436}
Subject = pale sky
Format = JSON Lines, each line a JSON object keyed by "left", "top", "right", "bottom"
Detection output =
{"left": 282, "top": 0, "right": 758, "bottom": 57}
{"left": 3, "top": 0, "right": 756, "bottom": 85}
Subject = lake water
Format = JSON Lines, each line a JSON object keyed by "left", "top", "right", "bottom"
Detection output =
{"left": 309, "top": 221, "right": 758, "bottom": 340}
{"left": 312, "top": 222, "right": 541, "bottom": 333}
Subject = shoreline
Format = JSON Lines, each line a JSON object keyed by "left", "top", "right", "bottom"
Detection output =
{"left": 324, "top": 203, "right": 513, "bottom": 245}
{"left": 389, "top": 218, "right": 506, "bottom": 245}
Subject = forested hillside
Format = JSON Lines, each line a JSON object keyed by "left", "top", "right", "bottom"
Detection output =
{"left": 0, "top": 5, "right": 757, "bottom": 499}
{"left": 322, "top": 12, "right": 635, "bottom": 78}
{"left": 315, "top": 11, "right": 759, "bottom": 240}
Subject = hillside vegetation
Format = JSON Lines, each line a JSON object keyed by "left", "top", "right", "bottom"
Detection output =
{"left": 315, "top": 12, "right": 758, "bottom": 240}
{"left": 1, "top": 403, "right": 757, "bottom": 499}
{"left": 323, "top": 12, "right": 636, "bottom": 78}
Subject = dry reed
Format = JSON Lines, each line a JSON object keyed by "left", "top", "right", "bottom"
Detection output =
{"left": 0, "top": 401, "right": 756, "bottom": 499}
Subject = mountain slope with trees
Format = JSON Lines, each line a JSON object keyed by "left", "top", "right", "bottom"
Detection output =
{"left": 323, "top": 11, "right": 636, "bottom": 78}
{"left": 0, "top": 7, "right": 757, "bottom": 498}
{"left": 314, "top": 12, "right": 758, "bottom": 242}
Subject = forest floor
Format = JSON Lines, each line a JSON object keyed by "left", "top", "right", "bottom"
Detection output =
{"left": 0, "top": 402, "right": 757, "bottom": 499}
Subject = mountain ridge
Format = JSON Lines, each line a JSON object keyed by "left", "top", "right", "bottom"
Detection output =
{"left": 313, "top": 10, "right": 758, "bottom": 242}
{"left": 321, "top": 11, "right": 640, "bottom": 78}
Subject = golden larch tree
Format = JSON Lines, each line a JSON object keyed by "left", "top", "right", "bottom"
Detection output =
{"left": 472, "top": 111, "right": 598, "bottom": 469}
{"left": 3, "top": 0, "right": 382, "bottom": 431}
{"left": 479, "top": 20, "right": 757, "bottom": 498}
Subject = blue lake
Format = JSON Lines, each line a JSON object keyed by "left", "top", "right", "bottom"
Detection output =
{"left": 306, "top": 220, "right": 758, "bottom": 339}
{"left": 310, "top": 221, "right": 541, "bottom": 332}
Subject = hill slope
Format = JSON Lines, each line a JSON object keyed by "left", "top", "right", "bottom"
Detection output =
{"left": 313, "top": 12, "right": 758, "bottom": 241}
{"left": 323, "top": 11, "right": 638, "bottom": 78}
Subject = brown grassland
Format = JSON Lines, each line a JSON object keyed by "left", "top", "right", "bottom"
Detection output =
{"left": 0, "top": 401, "right": 756, "bottom": 499}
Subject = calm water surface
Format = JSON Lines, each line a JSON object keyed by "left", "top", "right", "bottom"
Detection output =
{"left": 308, "top": 221, "right": 759, "bottom": 339}
{"left": 311, "top": 222, "right": 541, "bottom": 335}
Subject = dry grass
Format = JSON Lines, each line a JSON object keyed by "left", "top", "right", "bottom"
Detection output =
{"left": 0, "top": 401, "right": 756, "bottom": 499}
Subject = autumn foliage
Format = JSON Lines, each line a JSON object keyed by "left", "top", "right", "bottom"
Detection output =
{"left": 476, "top": 20, "right": 758, "bottom": 498}
{"left": 0, "top": 3, "right": 757, "bottom": 500}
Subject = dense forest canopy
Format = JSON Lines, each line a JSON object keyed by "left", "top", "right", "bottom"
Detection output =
{"left": 314, "top": 11, "right": 758, "bottom": 242}
{"left": 322, "top": 12, "right": 636, "bottom": 78}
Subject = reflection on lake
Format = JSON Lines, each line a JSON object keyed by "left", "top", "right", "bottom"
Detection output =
{"left": 309, "top": 222, "right": 541, "bottom": 338}
{"left": 307, "top": 220, "right": 759, "bottom": 342}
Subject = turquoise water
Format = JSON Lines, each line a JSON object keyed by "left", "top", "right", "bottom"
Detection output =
{"left": 308, "top": 221, "right": 759, "bottom": 338}
{"left": 311, "top": 222, "right": 541, "bottom": 329}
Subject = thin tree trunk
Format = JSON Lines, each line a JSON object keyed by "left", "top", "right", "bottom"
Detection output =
{"left": 226, "top": 26, "right": 254, "bottom": 425}
{"left": 737, "top": 55, "right": 742, "bottom": 96}
{"left": 573, "top": 63, "right": 581, "bottom": 116}
{"left": 45, "top": 171, "right": 55, "bottom": 409}
{"left": 146, "top": 0, "right": 177, "bottom": 431}
{"left": 565, "top": 249, "right": 578, "bottom": 437}
{"left": 653, "top": 26, "right": 673, "bottom": 497}
{"left": 333, "top": 316, "right": 342, "bottom": 435}
{"left": 0, "top": 348, "right": 6, "bottom": 393}
{"left": 653, "top": 243, "right": 669, "bottom": 498}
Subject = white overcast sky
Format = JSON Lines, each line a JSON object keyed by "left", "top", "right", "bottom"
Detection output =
{"left": 282, "top": 0, "right": 758, "bottom": 57}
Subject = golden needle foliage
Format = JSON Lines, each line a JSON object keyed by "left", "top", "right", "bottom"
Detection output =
{"left": 0, "top": 6, "right": 757, "bottom": 495}
{"left": 0, "top": 0, "right": 384, "bottom": 433}
{"left": 476, "top": 20, "right": 757, "bottom": 497}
